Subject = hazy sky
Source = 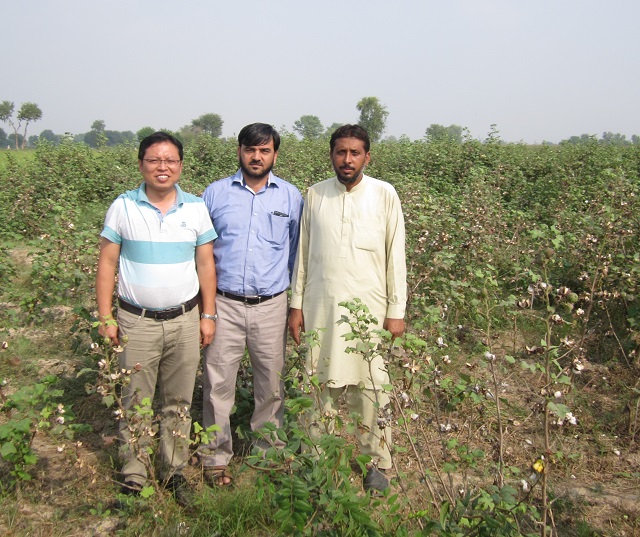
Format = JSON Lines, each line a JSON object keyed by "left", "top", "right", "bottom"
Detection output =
{"left": 4, "top": 1, "right": 638, "bottom": 143}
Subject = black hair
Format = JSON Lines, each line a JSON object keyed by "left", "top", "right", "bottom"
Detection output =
{"left": 237, "top": 123, "right": 280, "bottom": 152}
{"left": 329, "top": 124, "right": 370, "bottom": 153}
{"left": 138, "top": 131, "right": 184, "bottom": 161}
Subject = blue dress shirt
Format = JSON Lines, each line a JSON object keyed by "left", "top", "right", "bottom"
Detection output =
{"left": 202, "top": 170, "right": 303, "bottom": 297}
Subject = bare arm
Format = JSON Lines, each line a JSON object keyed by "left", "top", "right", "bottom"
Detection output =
{"left": 95, "top": 237, "right": 121, "bottom": 345}
{"left": 196, "top": 241, "right": 216, "bottom": 348}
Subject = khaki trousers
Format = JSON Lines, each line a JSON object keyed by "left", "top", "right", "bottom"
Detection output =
{"left": 116, "top": 306, "right": 200, "bottom": 484}
{"left": 200, "top": 292, "right": 288, "bottom": 467}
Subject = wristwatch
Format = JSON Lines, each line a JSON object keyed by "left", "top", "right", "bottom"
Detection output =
{"left": 200, "top": 313, "right": 218, "bottom": 321}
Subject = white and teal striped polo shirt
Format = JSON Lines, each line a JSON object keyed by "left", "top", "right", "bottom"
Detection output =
{"left": 100, "top": 183, "right": 217, "bottom": 310}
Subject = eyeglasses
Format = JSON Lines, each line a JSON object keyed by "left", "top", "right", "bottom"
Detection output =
{"left": 142, "top": 158, "right": 181, "bottom": 167}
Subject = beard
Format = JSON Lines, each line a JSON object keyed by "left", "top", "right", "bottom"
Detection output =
{"left": 240, "top": 158, "right": 273, "bottom": 181}
{"left": 335, "top": 163, "right": 366, "bottom": 186}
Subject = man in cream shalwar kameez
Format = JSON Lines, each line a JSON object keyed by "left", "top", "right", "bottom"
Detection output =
{"left": 289, "top": 124, "right": 407, "bottom": 492}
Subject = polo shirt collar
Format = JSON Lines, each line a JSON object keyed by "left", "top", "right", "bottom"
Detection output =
{"left": 134, "top": 183, "right": 185, "bottom": 206}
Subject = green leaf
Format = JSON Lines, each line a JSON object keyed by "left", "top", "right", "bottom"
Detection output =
{"left": 23, "top": 453, "right": 38, "bottom": 465}
{"left": 442, "top": 462, "right": 457, "bottom": 473}
{"left": 1, "top": 441, "right": 17, "bottom": 457}
{"left": 140, "top": 486, "right": 155, "bottom": 498}
{"left": 293, "top": 499, "right": 313, "bottom": 513}
{"left": 76, "top": 367, "right": 96, "bottom": 378}
{"left": 547, "top": 402, "right": 571, "bottom": 418}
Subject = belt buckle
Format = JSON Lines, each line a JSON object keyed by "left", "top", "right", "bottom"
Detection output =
{"left": 153, "top": 307, "right": 179, "bottom": 321}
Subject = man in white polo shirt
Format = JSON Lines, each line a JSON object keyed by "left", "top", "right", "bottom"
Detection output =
{"left": 96, "top": 131, "right": 217, "bottom": 506}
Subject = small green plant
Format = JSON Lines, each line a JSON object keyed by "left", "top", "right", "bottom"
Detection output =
{"left": 0, "top": 374, "right": 80, "bottom": 495}
{"left": 89, "top": 502, "right": 112, "bottom": 517}
{"left": 17, "top": 219, "right": 97, "bottom": 324}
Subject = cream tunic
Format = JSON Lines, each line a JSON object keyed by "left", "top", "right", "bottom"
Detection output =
{"left": 290, "top": 175, "right": 407, "bottom": 389}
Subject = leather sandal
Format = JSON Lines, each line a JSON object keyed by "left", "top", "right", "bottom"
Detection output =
{"left": 204, "top": 466, "right": 233, "bottom": 487}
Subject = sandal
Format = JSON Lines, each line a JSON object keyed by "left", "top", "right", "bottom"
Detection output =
{"left": 204, "top": 466, "right": 233, "bottom": 487}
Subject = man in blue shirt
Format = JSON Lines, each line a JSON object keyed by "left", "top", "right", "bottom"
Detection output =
{"left": 200, "top": 123, "right": 303, "bottom": 486}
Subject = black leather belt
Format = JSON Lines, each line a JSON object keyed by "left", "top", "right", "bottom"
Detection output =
{"left": 217, "top": 289, "right": 284, "bottom": 305}
{"left": 118, "top": 295, "right": 199, "bottom": 321}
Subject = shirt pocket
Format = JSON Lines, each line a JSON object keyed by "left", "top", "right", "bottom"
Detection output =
{"left": 262, "top": 212, "right": 289, "bottom": 247}
{"left": 353, "top": 219, "right": 384, "bottom": 252}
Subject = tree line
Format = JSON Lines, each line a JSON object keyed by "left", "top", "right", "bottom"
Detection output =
{"left": 2, "top": 96, "right": 639, "bottom": 149}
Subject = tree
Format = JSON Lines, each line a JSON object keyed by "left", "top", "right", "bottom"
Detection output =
{"left": 324, "top": 122, "right": 344, "bottom": 138}
{"left": 81, "top": 121, "right": 135, "bottom": 147}
{"left": 177, "top": 125, "right": 200, "bottom": 144}
{"left": 425, "top": 124, "right": 463, "bottom": 143}
{"left": 0, "top": 101, "right": 16, "bottom": 148}
{"left": 91, "top": 119, "right": 106, "bottom": 133}
{"left": 106, "top": 130, "right": 135, "bottom": 146}
{"left": 0, "top": 127, "right": 7, "bottom": 148}
{"left": 191, "top": 113, "right": 223, "bottom": 137}
{"left": 293, "top": 115, "right": 324, "bottom": 140}
{"left": 84, "top": 120, "right": 108, "bottom": 147}
{"left": 561, "top": 134, "right": 597, "bottom": 145}
{"left": 17, "top": 102, "right": 43, "bottom": 149}
{"left": 137, "top": 126, "right": 155, "bottom": 141}
{"left": 0, "top": 100, "right": 43, "bottom": 149}
{"left": 39, "top": 129, "right": 57, "bottom": 143}
{"left": 356, "top": 96, "right": 388, "bottom": 142}
{"left": 38, "top": 130, "right": 62, "bottom": 146}
{"left": 600, "top": 132, "right": 629, "bottom": 146}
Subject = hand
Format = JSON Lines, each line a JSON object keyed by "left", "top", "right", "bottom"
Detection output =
{"left": 200, "top": 318, "right": 216, "bottom": 348}
{"left": 288, "top": 308, "right": 305, "bottom": 345}
{"left": 383, "top": 318, "right": 405, "bottom": 340}
{"left": 98, "top": 319, "right": 120, "bottom": 346}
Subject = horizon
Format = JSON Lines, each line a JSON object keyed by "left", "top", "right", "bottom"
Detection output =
{"left": 4, "top": 1, "right": 639, "bottom": 145}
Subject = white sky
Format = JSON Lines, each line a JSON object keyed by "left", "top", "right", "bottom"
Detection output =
{"left": 4, "top": 0, "right": 639, "bottom": 143}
